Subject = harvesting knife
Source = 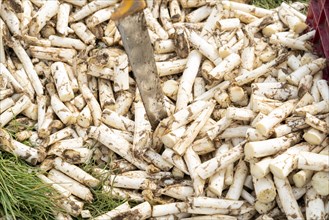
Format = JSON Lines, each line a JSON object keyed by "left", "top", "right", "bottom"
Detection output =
{"left": 111, "top": 0, "right": 167, "bottom": 129}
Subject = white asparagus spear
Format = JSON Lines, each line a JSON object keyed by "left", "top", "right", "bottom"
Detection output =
{"left": 152, "top": 202, "right": 188, "bottom": 217}
{"left": 295, "top": 92, "right": 314, "bottom": 108}
{"left": 241, "top": 189, "right": 256, "bottom": 205}
{"left": 143, "top": 149, "right": 173, "bottom": 171}
{"left": 191, "top": 197, "right": 245, "bottom": 210}
{"left": 51, "top": 62, "right": 74, "bottom": 102}
{"left": 311, "top": 72, "right": 322, "bottom": 102}
{"left": 274, "top": 177, "right": 304, "bottom": 220}
{"left": 162, "top": 148, "right": 189, "bottom": 175}
{"left": 156, "top": 59, "right": 187, "bottom": 76}
{"left": 102, "top": 186, "right": 144, "bottom": 202}
{"left": 287, "top": 55, "right": 301, "bottom": 71}
{"left": 98, "top": 79, "right": 116, "bottom": 111}
{"left": 245, "top": 132, "right": 301, "bottom": 159}
{"left": 161, "top": 126, "right": 186, "bottom": 148}
{"left": 0, "top": 97, "right": 15, "bottom": 114}
{"left": 154, "top": 39, "right": 175, "bottom": 54}
{"left": 218, "top": 125, "right": 250, "bottom": 139}
{"left": 56, "top": 3, "right": 71, "bottom": 35}
{"left": 278, "top": 7, "right": 307, "bottom": 34}
{"left": 37, "top": 174, "right": 71, "bottom": 198}
{"left": 53, "top": 157, "right": 100, "bottom": 188}
{"left": 303, "top": 127, "right": 327, "bottom": 145}
{"left": 29, "top": 46, "right": 77, "bottom": 63}
{"left": 286, "top": 58, "right": 326, "bottom": 86}
{"left": 305, "top": 113, "right": 329, "bottom": 133}
{"left": 21, "top": 0, "right": 33, "bottom": 34}
{"left": 305, "top": 186, "right": 326, "bottom": 220}
{"left": 111, "top": 201, "right": 151, "bottom": 220}
{"left": 196, "top": 141, "right": 245, "bottom": 180}
{"left": 101, "top": 109, "right": 134, "bottom": 133}
{"left": 115, "top": 91, "right": 134, "bottom": 116}
{"left": 292, "top": 145, "right": 326, "bottom": 188}
{"left": 113, "top": 66, "right": 129, "bottom": 93}
{"left": 162, "top": 79, "right": 179, "bottom": 101}
{"left": 297, "top": 151, "right": 329, "bottom": 171}
{"left": 206, "top": 116, "right": 232, "bottom": 140}
{"left": 159, "top": 3, "right": 175, "bottom": 36}
{"left": 89, "top": 124, "right": 148, "bottom": 170}
{"left": 208, "top": 53, "right": 241, "bottom": 80}
{"left": 218, "top": 18, "right": 241, "bottom": 30}
{"left": 47, "top": 83, "right": 75, "bottom": 125}
{"left": 63, "top": 148, "right": 93, "bottom": 164}
{"left": 184, "top": 147, "right": 205, "bottom": 195}
{"left": 48, "top": 138, "right": 83, "bottom": 155}
{"left": 0, "top": 2, "right": 21, "bottom": 36}
{"left": 22, "top": 103, "right": 38, "bottom": 121}
{"left": 49, "top": 35, "right": 86, "bottom": 50}
{"left": 144, "top": 8, "right": 168, "bottom": 40}
{"left": 0, "top": 95, "right": 31, "bottom": 127}
{"left": 234, "top": 10, "right": 258, "bottom": 24}
{"left": 8, "top": 37, "right": 44, "bottom": 95}
{"left": 281, "top": 2, "right": 306, "bottom": 21}
{"left": 270, "top": 34, "right": 311, "bottom": 51}
{"left": 192, "top": 137, "right": 215, "bottom": 155}
{"left": 77, "top": 76, "right": 101, "bottom": 126}
{"left": 311, "top": 171, "right": 329, "bottom": 196}
{"left": 195, "top": 81, "right": 230, "bottom": 101}
{"left": 317, "top": 79, "right": 329, "bottom": 101}
{"left": 70, "top": 22, "right": 96, "bottom": 45}
{"left": 186, "top": 5, "right": 212, "bottom": 23}
{"left": 94, "top": 202, "right": 130, "bottom": 220}
{"left": 253, "top": 174, "right": 276, "bottom": 203}
{"left": 175, "top": 50, "right": 202, "bottom": 112}
{"left": 29, "top": 0, "right": 59, "bottom": 36}
{"left": 36, "top": 95, "right": 47, "bottom": 130}
{"left": 86, "top": 6, "right": 113, "bottom": 28}
{"left": 256, "top": 100, "right": 296, "bottom": 136}
{"left": 0, "top": 89, "right": 13, "bottom": 100}
{"left": 70, "top": 0, "right": 117, "bottom": 22}
{"left": 108, "top": 175, "right": 156, "bottom": 190}
{"left": 241, "top": 47, "right": 255, "bottom": 71}
{"left": 38, "top": 106, "right": 54, "bottom": 138}
{"left": 226, "top": 160, "right": 248, "bottom": 200}
{"left": 159, "top": 184, "right": 194, "bottom": 201}
{"left": 188, "top": 31, "right": 221, "bottom": 65}
{"left": 76, "top": 105, "right": 91, "bottom": 128}
{"left": 48, "top": 169, "right": 93, "bottom": 202}
{"left": 254, "top": 200, "right": 276, "bottom": 215}
{"left": 45, "top": 127, "right": 75, "bottom": 146}
{"left": 222, "top": 1, "right": 273, "bottom": 17}
{"left": 235, "top": 54, "right": 286, "bottom": 86}
{"left": 295, "top": 100, "right": 329, "bottom": 116}
{"left": 173, "top": 104, "right": 214, "bottom": 155}
{"left": 0, "top": 63, "right": 24, "bottom": 93}
{"left": 270, "top": 142, "right": 313, "bottom": 179}
{"left": 246, "top": 128, "right": 267, "bottom": 141}
{"left": 169, "top": 0, "right": 181, "bottom": 22}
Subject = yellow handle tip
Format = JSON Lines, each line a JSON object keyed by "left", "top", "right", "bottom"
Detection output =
{"left": 111, "top": 0, "right": 146, "bottom": 20}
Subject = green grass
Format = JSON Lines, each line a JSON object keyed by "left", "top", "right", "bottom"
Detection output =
{"left": 252, "top": 0, "right": 309, "bottom": 9}
{"left": 0, "top": 152, "right": 62, "bottom": 220}
{"left": 75, "top": 187, "right": 125, "bottom": 219}
{"left": 74, "top": 155, "right": 124, "bottom": 219}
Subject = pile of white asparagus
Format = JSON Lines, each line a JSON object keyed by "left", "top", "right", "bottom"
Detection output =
{"left": 0, "top": 0, "right": 329, "bottom": 219}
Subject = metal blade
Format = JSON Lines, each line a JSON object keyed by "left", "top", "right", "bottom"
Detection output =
{"left": 115, "top": 11, "right": 167, "bottom": 129}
